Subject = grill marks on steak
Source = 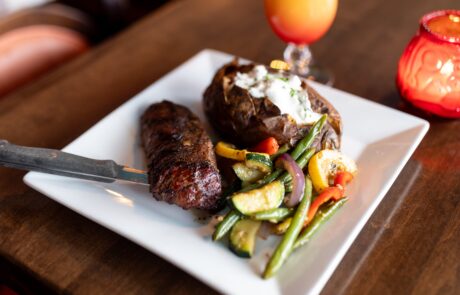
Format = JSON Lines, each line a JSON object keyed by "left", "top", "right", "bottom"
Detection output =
{"left": 141, "top": 101, "right": 222, "bottom": 210}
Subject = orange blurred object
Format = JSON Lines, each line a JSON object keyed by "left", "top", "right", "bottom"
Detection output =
{"left": 397, "top": 10, "right": 460, "bottom": 118}
{"left": 264, "top": 0, "right": 338, "bottom": 45}
{"left": 0, "top": 25, "right": 88, "bottom": 97}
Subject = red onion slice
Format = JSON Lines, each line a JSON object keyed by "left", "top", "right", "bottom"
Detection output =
{"left": 276, "top": 153, "right": 305, "bottom": 207}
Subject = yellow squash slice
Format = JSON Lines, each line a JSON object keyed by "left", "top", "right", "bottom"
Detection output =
{"left": 308, "top": 149, "right": 357, "bottom": 192}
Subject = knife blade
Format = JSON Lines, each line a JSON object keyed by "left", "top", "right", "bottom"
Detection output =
{"left": 0, "top": 140, "right": 149, "bottom": 186}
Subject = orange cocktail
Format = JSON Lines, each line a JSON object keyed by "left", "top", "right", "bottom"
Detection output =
{"left": 264, "top": 0, "right": 338, "bottom": 84}
{"left": 265, "top": 0, "right": 338, "bottom": 45}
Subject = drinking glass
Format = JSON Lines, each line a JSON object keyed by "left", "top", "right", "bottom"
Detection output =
{"left": 264, "top": 0, "right": 338, "bottom": 85}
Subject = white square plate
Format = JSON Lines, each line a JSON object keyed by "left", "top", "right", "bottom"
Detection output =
{"left": 24, "top": 49, "right": 429, "bottom": 295}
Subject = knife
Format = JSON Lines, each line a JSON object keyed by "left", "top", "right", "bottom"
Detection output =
{"left": 0, "top": 140, "right": 149, "bottom": 186}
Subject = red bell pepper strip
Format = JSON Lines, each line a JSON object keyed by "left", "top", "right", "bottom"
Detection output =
{"left": 251, "top": 137, "right": 279, "bottom": 155}
{"left": 334, "top": 171, "right": 354, "bottom": 188}
{"left": 304, "top": 186, "right": 343, "bottom": 226}
{"left": 303, "top": 172, "right": 354, "bottom": 227}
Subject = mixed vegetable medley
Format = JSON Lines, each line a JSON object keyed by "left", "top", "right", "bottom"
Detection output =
{"left": 211, "top": 115, "right": 357, "bottom": 278}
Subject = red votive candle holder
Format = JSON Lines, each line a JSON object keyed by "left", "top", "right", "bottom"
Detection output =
{"left": 397, "top": 10, "right": 460, "bottom": 118}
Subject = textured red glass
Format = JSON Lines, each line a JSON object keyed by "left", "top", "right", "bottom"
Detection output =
{"left": 397, "top": 10, "right": 460, "bottom": 118}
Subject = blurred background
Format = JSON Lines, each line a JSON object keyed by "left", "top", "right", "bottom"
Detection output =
{"left": 0, "top": 0, "right": 166, "bottom": 98}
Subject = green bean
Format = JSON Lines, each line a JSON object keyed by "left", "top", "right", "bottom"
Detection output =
{"left": 263, "top": 178, "right": 312, "bottom": 279}
{"left": 293, "top": 198, "right": 348, "bottom": 249}
{"left": 251, "top": 208, "right": 293, "bottom": 223}
{"left": 290, "top": 114, "right": 327, "bottom": 160}
{"left": 212, "top": 210, "right": 241, "bottom": 241}
{"left": 270, "top": 144, "right": 290, "bottom": 160}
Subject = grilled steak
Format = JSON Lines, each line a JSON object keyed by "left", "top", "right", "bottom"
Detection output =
{"left": 140, "top": 100, "right": 222, "bottom": 210}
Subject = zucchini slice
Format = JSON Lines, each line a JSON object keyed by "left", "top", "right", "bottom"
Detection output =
{"left": 245, "top": 152, "right": 272, "bottom": 173}
{"left": 233, "top": 162, "right": 266, "bottom": 182}
{"left": 231, "top": 181, "right": 285, "bottom": 215}
{"left": 229, "top": 219, "right": 261, "bottom": 258}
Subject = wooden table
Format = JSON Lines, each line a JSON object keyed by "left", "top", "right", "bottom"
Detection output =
{"left": 1, "top": 0, "right": 459, "bottom": 294}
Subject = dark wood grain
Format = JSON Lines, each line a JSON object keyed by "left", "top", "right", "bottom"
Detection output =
{"left": 0, "top": 0, "right": 459, "bottom": 294}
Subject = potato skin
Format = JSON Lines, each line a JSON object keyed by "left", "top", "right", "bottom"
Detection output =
{"left": 203, "top": 60, "right": 341, "bottom": 150}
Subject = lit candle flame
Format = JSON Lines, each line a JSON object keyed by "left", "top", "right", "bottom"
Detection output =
{"left": 449, "top": 14, "right": 460, "bottom": 23}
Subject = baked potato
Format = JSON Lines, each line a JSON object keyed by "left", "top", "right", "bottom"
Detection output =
{"left": 203, "top": 59, "right": 342, "bottom": 150}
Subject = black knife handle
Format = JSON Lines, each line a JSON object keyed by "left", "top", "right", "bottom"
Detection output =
{"left": 0, "top": 140, "right": 119, "bottom": 183}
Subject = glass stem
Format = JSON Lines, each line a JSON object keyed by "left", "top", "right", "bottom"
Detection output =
{"left": 283, "top": 43, "right": 313, "bottom": 77}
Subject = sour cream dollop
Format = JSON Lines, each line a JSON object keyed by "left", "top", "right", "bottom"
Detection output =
{"left": 233, "top": 65, "right": 321, "bottom": 125}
